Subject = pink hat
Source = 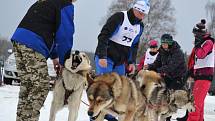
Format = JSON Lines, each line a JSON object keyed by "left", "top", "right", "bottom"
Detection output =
{"left": 149, "top": 40, "right": 158, "bottom": 47}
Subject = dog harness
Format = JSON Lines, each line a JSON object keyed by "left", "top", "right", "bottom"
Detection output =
{"left": 62, "top": 71, "right": 84, "bottom": 105}
{"left": 62, "top": 80, "right": 74, "bottom": 105}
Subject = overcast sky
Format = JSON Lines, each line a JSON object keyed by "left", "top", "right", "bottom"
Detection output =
{"left": 0, "top": 0, "right": 211, "bottom": 53}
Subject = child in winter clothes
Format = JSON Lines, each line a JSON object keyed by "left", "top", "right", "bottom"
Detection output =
{"left": 187, "top": 19, "right": 214, "bottom": 121}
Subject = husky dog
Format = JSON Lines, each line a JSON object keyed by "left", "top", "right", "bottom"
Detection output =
{"left": 49, "top": 50, "right": 91, "bottom": 121}
{"left": 136, "top": 70, "right": 194, "bottom": 121}
{"left": 86, "top": 72, "right": 147, "bottom": 121}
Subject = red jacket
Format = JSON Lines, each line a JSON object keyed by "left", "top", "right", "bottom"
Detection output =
{"left": 191, "top": 37, "right": 214, "bottom": 81}
{"left": 137, "top": 54, "right": 146, "bottom": 71}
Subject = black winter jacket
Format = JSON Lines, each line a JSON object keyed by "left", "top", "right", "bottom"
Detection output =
{"left": 148, "top": 41, "right": 187, "bottom": 80}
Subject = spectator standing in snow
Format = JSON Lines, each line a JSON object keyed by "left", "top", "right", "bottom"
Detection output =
{"left": 93, "top": 0, "right": 150, "bottom": 121}
{"left": 187, "top": 19, "right": 214, "bottom": 121}
{"left": 137, "top": 39, "right": 159, "bottom": 71}
{"left": 11, "top": 0, "right": 76, "bottom": 121}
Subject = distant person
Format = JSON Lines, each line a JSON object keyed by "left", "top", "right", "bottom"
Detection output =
{"left": 187, "top": 19, "right": 214, "bottom": 121}
{"left": 137, "top": 39, "right": 159, "bottom": 71}
{"left": 11, "top": 0, "right": 76, "bottom": 121}
{"left": 93, "top": 0, "right": 150, "bottom": 121}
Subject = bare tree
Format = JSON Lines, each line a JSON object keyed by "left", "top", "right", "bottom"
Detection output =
{"left": 205, "top": 1, "right": 215, "bottom": 37}
{"left": 99, "top": 0, "right": 133, "bottom": 26}
{"left": 100, "top": 0, "right": 176, "bottom": 62}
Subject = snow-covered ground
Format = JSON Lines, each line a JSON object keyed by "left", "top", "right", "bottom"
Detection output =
{"left": 0, "top": 85, "right": 214, "bottom": 121}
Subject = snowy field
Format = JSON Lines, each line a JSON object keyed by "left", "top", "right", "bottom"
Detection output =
{"left": 0, "top": 85, "right": 214, "bottom": 121}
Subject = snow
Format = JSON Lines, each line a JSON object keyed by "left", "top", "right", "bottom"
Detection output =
{"left": 0, "top": 85, "right": 214, "bottom": 121}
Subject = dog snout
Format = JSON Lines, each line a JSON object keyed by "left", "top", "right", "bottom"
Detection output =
{"left": 75, "top": 50, "right": 80, "bottom": 55}
{"left": 88, "top": 111, "right": 94, "bottom": 116}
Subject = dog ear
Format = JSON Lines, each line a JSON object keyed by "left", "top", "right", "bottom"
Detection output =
{"left": 110, "top": 72, "right": 122, "bottom": 98}
{"left": 136, "top": 70, "right": 146, "bottom": 87}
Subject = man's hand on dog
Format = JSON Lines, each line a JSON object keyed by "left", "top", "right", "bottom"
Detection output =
{"left": 127, "top": 64, "right": 135, "bottom": 75}
{"left": 52, "top": 58, "right": 63, "bottom": 76}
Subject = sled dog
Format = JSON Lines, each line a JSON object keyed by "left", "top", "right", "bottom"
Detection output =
{"left": 136, "top": 70, "right": 194, "bottom": 121}
{"left": 49, "top": 50, "right": 91, "bottom": 121}
{"left": 87, "top": 72, "right": 146, "bottom": 121}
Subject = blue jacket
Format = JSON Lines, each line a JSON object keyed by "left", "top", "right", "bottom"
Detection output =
{"left": 11, "top": 0, "right": 74, "bottom": 65}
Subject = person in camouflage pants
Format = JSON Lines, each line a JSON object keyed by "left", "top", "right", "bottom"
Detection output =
{"left": 13, "top": 42, "right": 50, "bottom": 121}
{"left": 11, "top": 0, "right": 76, "bottom": 121}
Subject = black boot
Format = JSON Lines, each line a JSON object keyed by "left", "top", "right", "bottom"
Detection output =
{"left": 176, "top": 110, "right": 189, "bottom": 121}
{"left": 166, "top": 116, "right": 171, "bottom": 121}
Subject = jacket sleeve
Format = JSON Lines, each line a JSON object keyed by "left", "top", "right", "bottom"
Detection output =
{"left": 96, "top": 12, "right": 124, "bottom": 59}
{"left": 137, "top": 54, "right": 146, "bottom": 71}
{"left": 157, "top": 49, "right": 185, "bottom": 75}
{"left": 148, "top": 53, "right": 162, "bottom": 71}
{"left": 55, "top": 3, "right": 74, "bottom": 65}
{"left": 187, "top": 48, "right": 195, "bottom": 77}
{"left": 195, "top": 40, "right": 213, "bottom": 59}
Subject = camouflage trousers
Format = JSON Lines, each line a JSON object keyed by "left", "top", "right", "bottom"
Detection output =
{"left": 13, "top": 42, "right": 50, "bottom": 121}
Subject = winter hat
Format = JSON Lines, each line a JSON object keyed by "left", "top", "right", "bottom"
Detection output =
{"left": 149, "top": 40, "right": 158, "bottom": 48}
{"left": 161, "top": 34, "right": 173, "bottom": 45}
{"left": 133, "top": 0, "right": 150, "bottom": 14}
{"left": 192, "top": 19, "right": 207, "bottom": 35}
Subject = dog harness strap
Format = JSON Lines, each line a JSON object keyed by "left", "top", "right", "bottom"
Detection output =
{"left": 62, "top": 80, "right": 74, "bottom": 105}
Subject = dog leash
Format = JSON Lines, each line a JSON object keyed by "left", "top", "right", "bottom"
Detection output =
{"left": 81, "top": 100, "right": 89, "bottom": 106}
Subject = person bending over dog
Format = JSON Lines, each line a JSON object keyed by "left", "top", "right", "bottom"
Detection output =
{"left": 144, "top": 34, "right": 188, "bottom": 121}
{"left": 93, "top": 0, "right": 150, "bottom": 121}
{"left": 144, "top": 34, "right": 187, "bottom": 90}
{"left": 11, "top": 0, "right": 76, "bottom": 121}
